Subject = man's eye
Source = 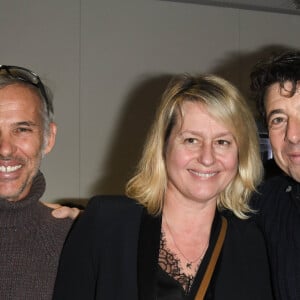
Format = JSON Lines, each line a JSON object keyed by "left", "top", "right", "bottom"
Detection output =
{"left": 269, "top": 116, "right": 286, "bottom": 127}
{"left": 16, "top": 127, "right": 32, "bottom": 133}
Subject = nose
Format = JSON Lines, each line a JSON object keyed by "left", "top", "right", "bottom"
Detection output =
{"left": 0, "top": 132, "right": 16, "bottom": 157}
{"left": 285, "top": 116, "right": 300, "bottom": 144}
{"left": 198, "top": 143, "right": 215, "bottom": 166}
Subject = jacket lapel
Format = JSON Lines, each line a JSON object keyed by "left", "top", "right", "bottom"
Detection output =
{"left": 137, "top": 209, "right": 162, "bottom": 300}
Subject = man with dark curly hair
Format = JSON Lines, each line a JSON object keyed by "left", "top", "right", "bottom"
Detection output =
{"left": 250, "top": 50, "right": 300, "bottom": 300}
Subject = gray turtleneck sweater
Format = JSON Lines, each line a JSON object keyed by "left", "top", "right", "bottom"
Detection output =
{"left": 0, "top": 171, "right": 73, "bottom": 300}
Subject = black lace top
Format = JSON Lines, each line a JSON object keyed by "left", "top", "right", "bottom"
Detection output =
{"left": 158, "top": 231, "right": 196, "bottom": 296}
{"left": 157, "top": 230, "right": 211, "bottom": 300}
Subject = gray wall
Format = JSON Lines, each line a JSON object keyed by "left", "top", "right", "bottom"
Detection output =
{"left": 0, "top": 0, "right": 299, "bottom": 203}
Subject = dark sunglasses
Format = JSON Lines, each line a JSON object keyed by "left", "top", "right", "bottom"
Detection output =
{"left": 0, "top": 65, "right": 52, "bottom": 116}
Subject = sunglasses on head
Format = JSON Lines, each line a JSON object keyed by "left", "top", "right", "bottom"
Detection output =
{"left": 0, "top": 65, "right": 52, "bottom": 116}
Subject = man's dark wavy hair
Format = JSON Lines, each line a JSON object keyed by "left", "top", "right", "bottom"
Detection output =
{"left": 250, "top": 50, "right": 300, "bottom": 121}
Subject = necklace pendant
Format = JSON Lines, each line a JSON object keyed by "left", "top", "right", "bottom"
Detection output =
{"left": 186, "top": 262, "right": 192, "bottom": 269}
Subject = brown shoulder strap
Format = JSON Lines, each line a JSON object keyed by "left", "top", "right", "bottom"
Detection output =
{"left": 195, "top": 216, "right": 228, "bottom": 300}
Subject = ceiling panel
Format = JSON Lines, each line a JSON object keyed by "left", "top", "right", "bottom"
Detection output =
{"left": 163, "top": 0, "right": 300, "bottom": 15}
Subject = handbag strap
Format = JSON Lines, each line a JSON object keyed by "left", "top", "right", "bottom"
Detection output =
{"left": 195, "top": 216, "right": 228, "bottom": 300}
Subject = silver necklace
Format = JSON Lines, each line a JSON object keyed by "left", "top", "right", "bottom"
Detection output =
{"left": 164, "top": 215, "right": 208, "bottom": 269}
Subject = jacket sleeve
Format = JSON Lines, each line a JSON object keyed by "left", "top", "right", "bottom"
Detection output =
{"left": 52, "top": 197, "right": 102, "bottom": 300}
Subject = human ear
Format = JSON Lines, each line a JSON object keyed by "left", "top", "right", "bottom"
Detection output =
{"left": 43, "top": 122, "right": 57, "bottom": 155}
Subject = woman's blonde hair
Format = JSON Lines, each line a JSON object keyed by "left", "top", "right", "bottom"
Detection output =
{"left": 126, "top": 74, "right": 263, "bottom": 219}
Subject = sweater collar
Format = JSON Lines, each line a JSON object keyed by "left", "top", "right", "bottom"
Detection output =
{"left": 0, "top": 170, "right": 46, "bottom": 227}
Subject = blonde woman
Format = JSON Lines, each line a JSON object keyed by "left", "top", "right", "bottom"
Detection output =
{"left": 54, "top": 74, "right": 273, "bottom": 299}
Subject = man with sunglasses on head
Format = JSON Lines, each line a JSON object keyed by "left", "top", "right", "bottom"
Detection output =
{"left": 0, "top": 65, "right": 73, "bottom": 299}
{"left": 250, "top": 50, "right": 300, "bottom": 300}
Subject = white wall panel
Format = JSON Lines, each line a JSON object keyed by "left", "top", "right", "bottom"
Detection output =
{"left": 0, "top": 0, "right": 299, "bottom": 203}
{"left": 0, "top": 0, "right": 81, "bottom": 202}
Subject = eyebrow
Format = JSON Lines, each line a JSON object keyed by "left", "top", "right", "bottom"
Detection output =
{"left": 179, "top": 130, "right": 233, "bottom": 137}
{"left": 14, "top": 121, "right": 39, "bottom": 127}
{"left": 266, "top": 109, "right": 285, "bottom": 123}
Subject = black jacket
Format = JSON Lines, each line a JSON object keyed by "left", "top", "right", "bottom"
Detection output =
{"left": 53, "top": 195, "right": 273, "bottom": 300}
{"left": 252, "top": 174, "right": 300, "bottom": 300}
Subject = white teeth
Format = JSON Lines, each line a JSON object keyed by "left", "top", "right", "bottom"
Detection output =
{"left": 190, "top": 170, "right": 216, "bottom": 178}
{"left": 0, "top": 165, "right": 22, "bottom": 173}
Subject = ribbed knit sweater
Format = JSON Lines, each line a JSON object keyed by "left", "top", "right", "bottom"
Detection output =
{"left": 0, "top": 171, "right": 73, "bottom": 300}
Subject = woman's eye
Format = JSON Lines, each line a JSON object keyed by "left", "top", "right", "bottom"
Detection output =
{"left": 185, "top": 138, "right": 197, "bottom": 144}
{"left": 217, "top": 139, "right": 230, "bottom": 146}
